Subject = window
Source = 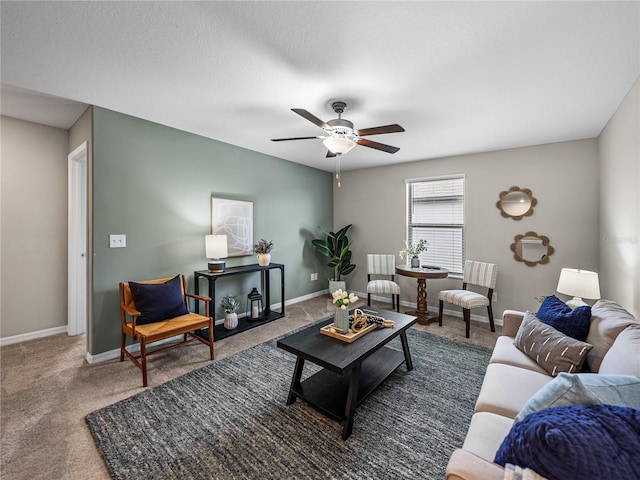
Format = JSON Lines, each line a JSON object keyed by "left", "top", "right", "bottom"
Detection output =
{"left": 406, "top": 175, "right": 464, "bottom": 275}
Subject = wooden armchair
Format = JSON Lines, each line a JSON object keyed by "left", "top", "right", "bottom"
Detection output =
{"left": 119, "top": 274, "right": 214, "bottom": 387}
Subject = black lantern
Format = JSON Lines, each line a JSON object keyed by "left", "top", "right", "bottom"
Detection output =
{"left": 246, "top": 287, "right": 263, "bottom": 321}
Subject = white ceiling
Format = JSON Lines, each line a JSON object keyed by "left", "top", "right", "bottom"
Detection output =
{"left": 2, "top": 1, "right": 639, "bottom": 172}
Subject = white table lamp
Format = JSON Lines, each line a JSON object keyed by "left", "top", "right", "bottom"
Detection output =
{"left": 556, "top": 268, "right": 601, "bottom": 308}
{"left": 206, "top": 235, "right": 228, "bottom": 272}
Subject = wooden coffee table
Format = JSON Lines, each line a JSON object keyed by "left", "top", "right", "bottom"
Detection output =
{"left": 276, "top": 308, "right": 417, "bottom": 440}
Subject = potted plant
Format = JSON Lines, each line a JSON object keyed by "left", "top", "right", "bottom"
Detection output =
{"left": 253, "top": 239, "right": 273, "bottom": 266}
{"left": 312, "top": 224, "right": 356, "bottom": 293}
{"left": 220, "top": 294, "right": 240, "bottom": 330}
{"left": 399, "top": 239, "right": 428, "bottom": 268}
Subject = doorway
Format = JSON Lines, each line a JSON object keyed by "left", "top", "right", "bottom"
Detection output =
{"left": 68, "top": 142, "right": 88, "bottom": 337}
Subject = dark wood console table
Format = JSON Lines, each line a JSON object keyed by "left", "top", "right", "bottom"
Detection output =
{"left": 194, "top": 263, "right": 285, "bottom": 340}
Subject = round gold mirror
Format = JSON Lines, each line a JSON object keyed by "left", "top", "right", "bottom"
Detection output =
{"left": 510, "top": 231, "right": 554, "bottom": 266}
{"left": 497, "top": 186, "right": 537, "bottom": 220}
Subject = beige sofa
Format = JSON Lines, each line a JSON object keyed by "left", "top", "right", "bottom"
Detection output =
{"left": 445, "top": 299, "right": 640, "bottom": 480}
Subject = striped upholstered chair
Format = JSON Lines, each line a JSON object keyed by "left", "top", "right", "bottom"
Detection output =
{"left": 438, "top": 260, "right": 497, "bottom": 338}
{"left": 366, "top": 254, "right": 401, "bottom": 312}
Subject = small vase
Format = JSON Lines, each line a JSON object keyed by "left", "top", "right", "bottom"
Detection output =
{"left": 411, "top": 256, "right": 420, "bottom": 268}
{"left": 224, "top": 312, "right": 238, "bottom": 330}
{"left": 334, "top": 307, "right": 350, "bottom": 334}
{"left": 257, "top": 253, "right": 271, "bottom": 266}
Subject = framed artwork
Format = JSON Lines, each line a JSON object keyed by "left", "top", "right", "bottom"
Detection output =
{"left": 211, "top": 197, "right": 253, "bottom": 257}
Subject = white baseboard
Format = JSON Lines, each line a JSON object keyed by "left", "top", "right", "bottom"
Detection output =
{"left": 6, "top": 288, "right": 499, "bottom": 361}
{"left": 86, "top": 289, "right": 331, "bottom": 364}
{"left": 86, "top": 334, "right": 186, "bottom": 364}
{"left": 0, "top": 326, "right": 68, "bottom": 347}
{"left": 357, "top": 291, "right": 502, "bottom": 327}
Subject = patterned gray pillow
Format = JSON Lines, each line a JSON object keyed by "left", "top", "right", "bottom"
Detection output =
{"left": 514, "top": 312, "right": 593, "bottom": 376}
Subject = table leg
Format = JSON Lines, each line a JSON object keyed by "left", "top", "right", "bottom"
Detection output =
{"left": 399, "top": 331, "right": 414, "bottom": 371}
{"left": 404, "top": 278, "right": 437, "bottom": 324}
{"left": 342, "top": 363, "right": 361, "bottom": 440}
{"left": 416, "top": 278, "right": 428, "bottom": 316}
{"left": 287, "top": 357, "right": 305, "bottom": 405}
{"left": 414, "top": 278, "right": 438, "bottom": 325}
{"left": 194, "top": 273, "right": 201, "bottom": 314}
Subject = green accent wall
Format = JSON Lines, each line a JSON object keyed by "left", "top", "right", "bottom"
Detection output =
{"left": 91, "top": 107, "right": 333, "bottom": 355}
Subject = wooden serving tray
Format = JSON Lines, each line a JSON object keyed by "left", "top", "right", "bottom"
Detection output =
{"left": 320, "top": 322, "right": 378, "bottom": 343}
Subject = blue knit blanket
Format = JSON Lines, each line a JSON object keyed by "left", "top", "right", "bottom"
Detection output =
{"left": 495, "top": 404, "right": 640, "bottom": 480}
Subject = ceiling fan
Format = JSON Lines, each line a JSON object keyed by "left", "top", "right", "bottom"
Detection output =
{"left": 271, "top": 101, "right": 405, "bottom": 158}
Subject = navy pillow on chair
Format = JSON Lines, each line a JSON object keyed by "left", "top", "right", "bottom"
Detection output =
{"left": 536, "top": 295, "right": 591, "bottom": 341}
{"left": 129, "top": 275, "right": 189, "bottom": 325}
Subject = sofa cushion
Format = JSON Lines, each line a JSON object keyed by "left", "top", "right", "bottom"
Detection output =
{"left": 475, "top": 363, "right": 552, "bottom": 418}
{"left": 489, "top": 336, "right": 548, "bottom": 375}
{"left": 586, "top": 299, "right": 638, "bottom": 372}
{"left": 129, "top": 275, "right": 188, "bottom": 325}
{"left": 598, "top": 324, "right": 640, "bottom": 375}
{"left": 514, "top": 312, "right": 592, "bottom": 376}
{"left": 536, "top": 295, "right": 591, "bottom": 341}
{"left": 494, "top": 404, "right": 640, "bottom": 480}
{"left": 461, "top": 412, "right": 514, "bottom": 462}
{"left": 514, "top": 373, "right": 640, "bottom": 423}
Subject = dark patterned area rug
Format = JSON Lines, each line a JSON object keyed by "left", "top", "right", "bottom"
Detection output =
{"left": 86, "top": 328, "right": 491, "bottom": 479}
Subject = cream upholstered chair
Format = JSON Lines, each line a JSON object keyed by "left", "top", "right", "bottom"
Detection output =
{"left": 438, "top": 260, "right": 497, "bottom": 338}
{"left": 366, "top": 254, "right": 401, "bottom": 312}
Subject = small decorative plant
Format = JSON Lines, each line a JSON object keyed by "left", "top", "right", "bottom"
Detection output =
{"left": 331, "top": 289, "right": 359, "bottom": 310}
{"left": 220, "top": 294, "right": 240, "bottom": 314}
{"left": 399, "top": 239, "right": 428, "bottom": 260}
{"left": 253, "top": 239, "right": 274, "bottom": 254}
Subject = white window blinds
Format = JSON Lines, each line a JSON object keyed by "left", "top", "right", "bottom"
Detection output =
{"left": 407, "top": 176, "right": 464, "bottom": 275}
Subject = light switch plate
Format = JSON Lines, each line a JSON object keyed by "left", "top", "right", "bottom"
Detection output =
{"left": 109, "top": 234, "right": 126, "bottom": 248}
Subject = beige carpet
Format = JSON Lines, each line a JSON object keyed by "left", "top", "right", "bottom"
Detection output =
{"left": 0, "top": 296, "right": 498, "bottom": 480}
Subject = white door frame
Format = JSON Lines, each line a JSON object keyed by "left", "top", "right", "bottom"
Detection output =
{"left": 68, "top": 142, "right": 88, "bottom": 337}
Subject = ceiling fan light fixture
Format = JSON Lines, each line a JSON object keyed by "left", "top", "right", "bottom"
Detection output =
{"left": 323, "top": 135, "right": 356, "bottom": 155}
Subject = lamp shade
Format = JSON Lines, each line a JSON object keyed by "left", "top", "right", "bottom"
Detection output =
{"left": 323, "top": 136, "right": 356, "bottom": 155}
{"left": 556, "top": 268, "right": 601, "bottom": 299}
{"left": 206, "top": 235, "right": 228, "bottom": 272}
{"left": 205, "top": 235, "right": 228, "bottom": 259}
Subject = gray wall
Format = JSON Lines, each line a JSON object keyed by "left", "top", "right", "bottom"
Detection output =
{"left": 335, "top": 139, "right": 600, "bottom": 319}
{"left": 599, "top": 77, "right": 640, "bottom": 317}
{"left": 0, "top": 117, "right": 69, "bottom": 337}
{"left": 90, "top": 107, "right": 333, "bottom": 355}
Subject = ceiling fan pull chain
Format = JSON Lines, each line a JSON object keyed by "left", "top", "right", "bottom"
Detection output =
{"left": 335, "top": 157, "right": 342, "bottom": 188}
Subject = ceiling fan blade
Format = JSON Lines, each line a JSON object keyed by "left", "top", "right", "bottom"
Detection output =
{"left": 326, "top": 150, "right": 337, "bottom": 158}
{"left": 356, "top": 124, "right": 405, "bottom": 137}
{"left": 271, "top": 136, "right": 321, "bottom": 142}
{"left": 356, "top": 138, "right": 400, "bottom": 154}
{"left": 291, "top": 109, "right": 328, "bottom": 129}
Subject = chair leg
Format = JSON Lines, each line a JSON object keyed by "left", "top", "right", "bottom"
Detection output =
{"left": 395, "top": 295, "right": 400, "bottom": 313}
{"left": 140, "top": 339, "right": 148, "bottom": 387}
{"left": 208, "top": 319, "right": 215, "bottom": 360}
{"left": 438, "top": 300, "right": 444, "bottom": 326}
{"left": 120, "top": 332, "right": 126, "bottom": 362}
{"left": 487, "top": 304, "right": 496, "bottom": 332}
{"left": 463, "top": 309, "right": 471, "bottom": 338}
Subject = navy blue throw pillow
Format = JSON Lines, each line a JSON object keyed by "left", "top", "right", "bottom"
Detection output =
{"left": 129, "top": 275, "right": 188, "bottom": 325}
{"left": 494, "top": 404, "right": 640, "bottom": 480}
{"left": 536, "top": 295, "right": 591, "bottom": 342}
